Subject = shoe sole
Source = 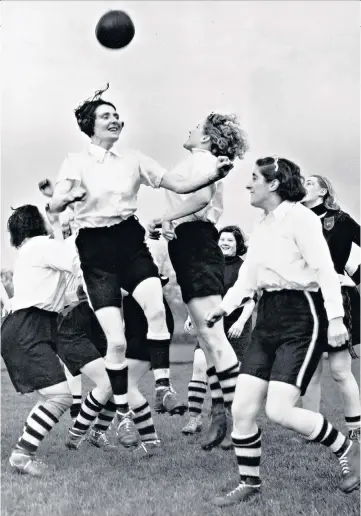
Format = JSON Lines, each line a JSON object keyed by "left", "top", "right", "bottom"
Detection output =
{"left": 182, "top": 427, "right": 202, "bottom": 435}
{"left": 202, "top": 427, "right": 227, "bottom": 451}
{"left": 155, "top": 406, "right": 188, "bottom": 416}
{"left": 341, "top": 479, "right": 360, "bottom": 494}
{"left": 212, "top": 489, "right": 260, "bottom": 507}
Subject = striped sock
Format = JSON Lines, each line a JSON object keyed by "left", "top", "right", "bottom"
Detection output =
{"left": 345, "top": 415, "right": 361, "bottom": 432}
{"left": 72, "top": 391, "right": 104, "bottom": 436}
{"left": 206, "top": 367, "right": 224, "bottom": 405}
{"left": 93, "top": 399, "right": 117, "bottom": 433}
{"left": 17, "top": 404, "right": 59, "bottom": 454}
{"left": 232, "top": 428, "right": 262, "bottom": 486}
{"left": 188, "top": 380, "right": 207, "bottom": 416}
{"left": 307, "top": 414, "right": 348, "bottom": 455}
{"left": 70, "top": 395, "right": 82, "bottom": 420}
{"left": 133, "top": 402, "right": 158, "bottom": 442}
{"left": 217, "top": 362, "right": 240, "bottom": 408}
{"left": 105, "top": 361, "right": 129, "bottom": 413}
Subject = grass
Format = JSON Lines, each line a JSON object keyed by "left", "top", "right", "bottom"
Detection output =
{"left": 1, "top": 346, "right": 360, "bottom": 516}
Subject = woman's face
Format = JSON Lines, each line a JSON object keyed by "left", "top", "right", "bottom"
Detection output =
{"left": 92, "top": 104, "right": 124, "bottom": 143}
{"left": 219, "top": 232, "right": 237, "bottom": 257}
{"left": 303, "top": 176, "right": 326, "bottom": 205}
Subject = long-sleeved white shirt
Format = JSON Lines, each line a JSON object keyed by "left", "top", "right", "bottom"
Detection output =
{"left": 164, "top": 149, "right": 224, "bottom": 228}
{"left": 221, "top": 201, "right": 344, "bottom": 321}
{"left": 11, "top": 236, "right": 77, "bottom": 313}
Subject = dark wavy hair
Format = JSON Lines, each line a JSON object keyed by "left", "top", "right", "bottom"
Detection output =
{"left": 74, "top": 84, "right": 116, "bottom": 138}
{"left": 7, "top": 205, "right": 48, "bottom": 248}
{"left": 256, "top": 157, "right": 306, "bottom": 202}
{"left": 218, "top": 225, "right": 247, "bottom": 256}
{"left": 203, "top": 113, "right": 248, "bottom": 162}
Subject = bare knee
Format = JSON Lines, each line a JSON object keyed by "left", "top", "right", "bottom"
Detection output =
{"left": 232, "top": 399, "right": 258, "bottom": 423}
{"left": 106, "top": 337, "right": 126, "bottom": 358}
{"left": 330, "top": 366, "right": 351, "bottom": 384}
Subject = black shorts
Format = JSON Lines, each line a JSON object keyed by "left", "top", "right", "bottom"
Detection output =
{"left": 224, "top": 314, "right": 252, "bottom": 362}
{"left": 57, "top": 301, "right": 107, "bottom": 376}
{"left": 240, "top": 290, "right": 326, "bottom": 396}
{"left": 168, "top": 221, "right": 224, "bottom": 304}
{"left": 124, "top": 295, "right": 174, "bottom": 362}
{"left": 75, "top": 217, "right": 159, "bottom": 311}
{"left": 1, "top": 308, "right": 66, "bottom": 394}
{"left": 324, "top": 286, "right": 360, "bottom": 353}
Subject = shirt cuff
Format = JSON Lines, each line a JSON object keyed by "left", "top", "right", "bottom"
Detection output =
{"left": 220, "top": 295, "right": 249, "bottom": 316}
{"left": 324, "top": 302, "right": 345, "bottom": 322}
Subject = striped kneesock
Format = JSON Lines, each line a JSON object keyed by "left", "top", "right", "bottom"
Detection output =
{"left": 93, "top": 399, "right": 117, "bottom": 433}
{"left": 70, "top": 395, "right": 82, "bottom": 421}
{"left": 232, "top": 428, "right": 262, "bottom": 486}
{"left": 217, "top": 362, "right": 240, "bottom": 408}
{"left": 188, "top": 380, "right": 207, "bottom": 416}
{"left": 105, "top": 361, "right": 129, "bottom": 413}
{"left": 206, "top": 366, "right": 224, "bottom": 406}
{"left": 306, "top": 414, "right": 349, "bottom": 456}
{"left": 18, "top": 404, "right": 61, "bottom": 454}
{"left": 345, "top": 415, "right": 361, "bottom": 432}
{"left": 133, "top": 401, "right": 158, "bottom": 442}
{"left": 71, "top": 391, "right": 104, "bottom": 437}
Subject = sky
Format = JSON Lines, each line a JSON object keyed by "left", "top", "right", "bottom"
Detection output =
{"left": 1, "top": 1, "right": 360, "bottom": 269}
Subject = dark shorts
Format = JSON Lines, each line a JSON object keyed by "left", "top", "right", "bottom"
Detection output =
{"left": 124, "top": 295, "right": 174, "bottom": 362}
{"left": 1, "top": 308, "right": 66, "bottom": 394}
{"left": 195, "top": 309, "right": 252, "bottom": 362}
{"left": 56, "top": 301, "right": 107, "bottom": 376}
{"left": 75, "top": 217, "right": 159, "bottom": 311}
{"left": 324, "top": 286, "right": 360, "bottom": 353}
{"left": 168, "top": 221, "right": 224, "bottom": 304}
{"left": 224, "top": 315, "right": 252, "bottom": 362}
{"left": 240, "top": 290, "right": 326, "bottom": 396}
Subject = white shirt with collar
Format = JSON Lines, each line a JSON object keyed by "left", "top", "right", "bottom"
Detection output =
{"left": 11, "top": 236, "right": 76, "bottom": 313}
{"left": 56, "top": 144, "right": 167, "bottom": 229}
{"left": 221, "top": 201, "right": 344, "bottom": 321}
{"left": 164, "top": 149, "right": 224, "bottom": 228}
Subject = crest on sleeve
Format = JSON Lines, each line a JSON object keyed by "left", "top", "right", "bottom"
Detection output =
{"left": 323, "top": 216, "right": 335, "bottom": 231}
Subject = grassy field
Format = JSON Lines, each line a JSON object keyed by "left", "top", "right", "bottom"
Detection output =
{"left": 1, "top": 347, "right": 360, "bottom": 516}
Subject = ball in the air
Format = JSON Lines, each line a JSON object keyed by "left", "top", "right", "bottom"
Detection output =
{"left": 95, "top": 10, "right": 135, "bottom": 49}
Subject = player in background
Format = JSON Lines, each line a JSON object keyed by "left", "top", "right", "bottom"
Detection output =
{"left": 182, "top": 225, "right": 254, "bottom": 450}
{"left": 302, "top": 175, "right": 360, "bottom": 442}
{"left": 1, "top": 205, "right": 75, "bottom": 476}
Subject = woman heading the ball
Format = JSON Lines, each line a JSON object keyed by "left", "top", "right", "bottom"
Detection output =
{"left": 148, "top": 114, "right": 249, "bottom": 450}
{"left": 48, "top": 85, "right": 233, "bottom": 449}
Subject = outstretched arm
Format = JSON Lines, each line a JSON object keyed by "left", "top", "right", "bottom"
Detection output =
{"left": 160, "top": 156, "right": 233, "bottom": 194}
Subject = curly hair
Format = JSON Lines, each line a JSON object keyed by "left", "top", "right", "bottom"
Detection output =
{"left": 218, "top": 225, "right": 247, "bottom": 256}
{"left": 74, "top": 84, "right": 116, "bottom": 138}
{"left": 256, "top": 157, "right": 306, "bottom": 202}
{"left": 7, "top": 205, "right": 48, "bottom": 248}
{"left": 203, "top": 113, "right": 248, "bottom": 162}
{"left": 311, "top": 175, "right": 340, "bottom": 211}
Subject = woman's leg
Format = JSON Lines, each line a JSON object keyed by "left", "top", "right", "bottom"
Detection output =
{"left": 66, "top": 358, "right": 113, "bottom": 449}
{"left": 328, "top": 350, "right": 361, "bottom": 441}
{"left": 212, "top": 374, "right": 268, "bottom": 506}
{"left": 127, "top": 359, "right": 161, "bottom": 452}
{"left": 182, "top": 347, "right": 207, "bottom": 435}
{"left": 10, "top": 381, "right": 72, "bottom": 476}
